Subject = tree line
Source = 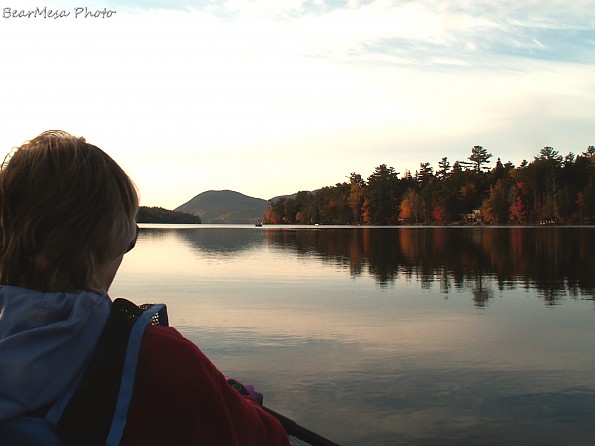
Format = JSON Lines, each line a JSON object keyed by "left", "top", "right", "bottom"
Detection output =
{"left": 137, "top": 206, "right": 201, "bottom": 224}
{"left": 264, "top": 145, "right": 595, "bottom": 225}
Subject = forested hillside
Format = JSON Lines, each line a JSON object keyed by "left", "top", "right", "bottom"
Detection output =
{"left": 137, "top": 206, "right": 201, "bottom": 224}
{"left": 265, "top": 146, "right": 595, "bottom": 225}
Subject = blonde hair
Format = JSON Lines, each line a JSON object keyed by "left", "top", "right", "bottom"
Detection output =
{"left": 0, "top": 130, "right": 139, "bottom": 291}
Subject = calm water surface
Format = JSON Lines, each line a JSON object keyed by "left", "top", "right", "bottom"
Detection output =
{"left": 111, "top": 225, "right": 595, "bottom": 446}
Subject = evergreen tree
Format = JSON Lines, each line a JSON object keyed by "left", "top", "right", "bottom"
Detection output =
{"left": 436, "top": 157, "right": 451, "bottom": 180}
{"left": 366, "top": 164, "right": 400, "bottom": 224}
{"left": 469, "top": 145, "right": 492, "bottom": 172}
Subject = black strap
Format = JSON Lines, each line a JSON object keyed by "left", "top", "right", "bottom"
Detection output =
{"left": 56, "top": 298, "right": 168, "bottom": 446}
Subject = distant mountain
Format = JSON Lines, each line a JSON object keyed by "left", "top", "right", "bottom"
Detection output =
{"left": 175, "top": 190, "right": 269, "bottom": 224}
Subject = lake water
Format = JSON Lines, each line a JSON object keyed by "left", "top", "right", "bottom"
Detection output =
{"left": 110, "top": 225, "right": 595, "bottom": 446}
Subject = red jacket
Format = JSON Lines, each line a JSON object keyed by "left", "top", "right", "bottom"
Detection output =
{"left": 121, "top": 325, "right": 290, "bottom": 446}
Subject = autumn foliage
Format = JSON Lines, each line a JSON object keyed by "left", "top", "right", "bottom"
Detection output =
{"left": 264, "top": 146, "right": 595, "bottom": 225}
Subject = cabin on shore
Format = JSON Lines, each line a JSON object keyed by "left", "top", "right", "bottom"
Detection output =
{"left": 464, "top": 209, "right": 482, "bottom": 225}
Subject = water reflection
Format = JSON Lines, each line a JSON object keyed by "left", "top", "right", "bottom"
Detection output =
{"left": 263, "top": 227, "right": 595, "bottom": 306}
{"left": 140, "top": 226, "right": 595, "bottom": 306}
{"left": 176, "top": 227, "right": 262, "bottom": 255}
{"left": 117, "top": 225, "right": 595, "bottom": 445}
{"left": 139, "top": 225, "right": 263, "bottom": 256}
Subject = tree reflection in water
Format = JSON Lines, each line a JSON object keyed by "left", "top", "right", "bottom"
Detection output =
{"left": 125, "top": 225, "right": 595, "bottom": 445}
{"left": 263, "top": 227, "right": 594, "bottom": 307}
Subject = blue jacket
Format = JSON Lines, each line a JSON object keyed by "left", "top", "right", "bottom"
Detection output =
{"left": 0, "top": 286, "right": 111, "bottom": 422}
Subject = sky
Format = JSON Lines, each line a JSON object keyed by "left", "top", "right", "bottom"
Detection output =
{"left": 1, "top": 0, "right": 594, "bottom": 209}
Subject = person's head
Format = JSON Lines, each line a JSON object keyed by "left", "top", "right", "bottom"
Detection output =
{"left": 0, "top": 130, "right": 139, "bottom": 292}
